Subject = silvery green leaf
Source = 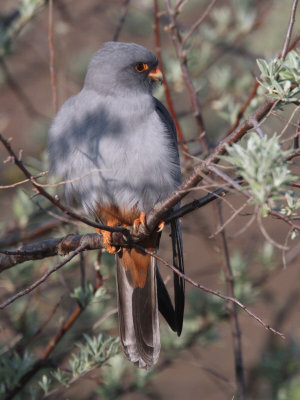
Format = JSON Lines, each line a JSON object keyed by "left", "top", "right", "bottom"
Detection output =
{"left": 257, "top": 59, "right": 269, "bottom": 75}
{"left": 279, "top": 71, "right": 295, "bottom": 80}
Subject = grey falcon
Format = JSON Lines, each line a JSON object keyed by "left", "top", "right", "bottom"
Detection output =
{"left": 48, "top": 41, "right": 185, "bottom": 369}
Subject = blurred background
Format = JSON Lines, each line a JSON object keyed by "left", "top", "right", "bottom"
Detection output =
{"left": 0, "top": 0, "right": 300, "bottom": 399}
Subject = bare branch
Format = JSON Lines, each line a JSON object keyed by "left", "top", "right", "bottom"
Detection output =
{"left": 48, "top": 0, "right": 58, "bottom": 115}
{"left": 269, "top": 210, "right": 300, "bottom": 232}
{"left": 164, "top": 0, "right": 208, "bottom": 152}
{"left": 3, "top": 271, "right": 103, "bottom": 400}
{"left": 182, "top": 0, "right": 218, "bottom": 47}
{"left": 0, "top": 58, "right": 47, "bottom": 119}
{"left": 225, "top": 81, "right": 260, "bottom": 137}
{"left": 144, "top": 97, "right": 275, "bottom": 235}
{"left": 153, "top": 0, "right": 188, "bottom": 157}
{"left": 113, "top": 0, "right": 131, "bottom": 42}
{"left": 0, "top": 243, "right": 87, "bottom": 310}
{"left": 0, "top": 233, "right": 103, "bottom": 270}
{"left": 280, "top": 0, "right": 299, "bottom": 59}
{"left": 217, "top": 201, "right": 246, "bottom": 399}
{"left": 0, "top": 171, "right": 48, "bottom": 189}
{"left": 256, "top": 209, "right": 289, "bottom": 251}
{"left": 139, "top": 246, "right": 285, "bottom": 338}
{"left": 164, "top": 182, "right": 234, "bottom": 223}
{"left": 0, "top": 218, "right": 62, "bottom": 248}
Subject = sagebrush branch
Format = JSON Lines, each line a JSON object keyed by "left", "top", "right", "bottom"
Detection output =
{"left": 0, "top": 231, "right": 285, "bottom": 341}
{"left": 0, "top": 97, "right": 277, "bottom": 245}
{"left": 144, "top": 97, "right": 275, "bottom": 234}
{"left": 138, "top": 245, "right": 285, "bottom": 339}
{"left": 0, "top": 182, "right": 242, "bottom": 270}
{"left": 0, "top": 233, "right": 103, "bottom": 270}
{"left": 3, "top": 267, "right": 103, "bottom": 400}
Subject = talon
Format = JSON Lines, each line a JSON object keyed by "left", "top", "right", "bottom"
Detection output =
{"left": 133, "top": 212, "right": 146, "bottom": 233}
{"left": 157, "top": 221, "right": 165, "bottom": 232}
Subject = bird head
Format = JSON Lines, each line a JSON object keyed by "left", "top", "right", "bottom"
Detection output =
{"left": 84, "top": 42, "right": 163, "bottom": 96}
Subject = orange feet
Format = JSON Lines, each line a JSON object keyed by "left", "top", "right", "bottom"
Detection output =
{"left": 96, "top": 220, "right": 118, "bottom": 254}
{"left": 101, "top": 229, "right": 117, "bottom": 254}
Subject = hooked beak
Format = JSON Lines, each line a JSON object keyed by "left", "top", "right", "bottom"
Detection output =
{"left": 148, "top": 66, "right": 163, "bottom": 83}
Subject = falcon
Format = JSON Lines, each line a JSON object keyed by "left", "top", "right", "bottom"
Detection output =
{"left": 48, "top": 42, "right": 185, "bottom": 368}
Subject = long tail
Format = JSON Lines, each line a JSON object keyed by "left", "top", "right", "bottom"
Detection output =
{"left": 116, "top": 255, "right": 160, "bottom": 369}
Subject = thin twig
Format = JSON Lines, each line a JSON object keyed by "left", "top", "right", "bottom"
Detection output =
{"left": 3, "top": 273, "right": 103, "bottom": 400}
{"left": 48, "top": 0, "right": 58, "bottom": 115}
{"left": 217, "top": 201, "right": 246, "bottom": 399}
{"left": 225, "top": 81, "right": 260, "bottom": 137}
{"left": 0, "top": 244, "right": 87, "bottom": 310}
{"left": 0, "top": 58, "right": 47, "bottom": 119}
{"left": 182, "top": 0, "right": 218, "bottom": 47}
{"left": 153, "top": 0, "right": 188, "bottom": 157}
{"left": 0, "top": 171, "right": 48, "bottom": 189}
{"left": 277, "top": 104, "right": 300, "bottom": 140}
{"left": 269, "top": 209, "right": 300, "bottom": 232}
{"left": 139, "top": 246, "right": 285, "bottom": 338}
{"left": 256, "top": 209, "right": 289, "bottom": 251}
{"left": 0, "top": 218, "right": 61, "bottom": 248}
{"left": 294, "top": 110, "right": 300, "bottom": 149}
{"left": 113, "top": 0, "right": 131, "bottom": 41}
{"left": 229, "top": 213, "right": 256, "bottom": 239}
{"left": 164, "top": 182, "right": 235, "bottom": 223}
{"left": 16, "top": 299, "right": 61, "bottom": 353}
{"left": 79, "top": 247, "right": 86, "bottom": 290}
{"left": 144, "top": 97, "right": 275, "bottom": 235}
{"left": 210, "top": 199, "right": 251, "bottom": 238}
{"left": 280, "top": 0, "right": 299, "bottom": 59}
{"left": 164, "top": 0, "right": 208, "bottom": 152}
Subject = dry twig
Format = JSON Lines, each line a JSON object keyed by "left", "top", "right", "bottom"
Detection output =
{"left": 217, "top": 201, "right": 246, "bottom": 399}
{"left": 0, "top": 244, "right": 87, "bottom": 310}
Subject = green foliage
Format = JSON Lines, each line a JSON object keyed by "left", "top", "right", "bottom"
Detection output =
{"left": 0, "top": 351, "right": 33, "bottom": 394}
{"left": 70, "top": 282, "right": 107, "bottom": 308}
{"left": 37, "top": 334, "right": 119, "bottom": 398}
{"left": 13, "top": 189, "right": 36, "bottom": 227}
{"left": 222, "top": 132, "right": 297, "bottom": 207}
{"left": 281, "top": 190, "right": 300, "bottom": 217}
{"left": 70, "top": 334, "right": 119, "bottom": 376}
{"left": 256, "top": 241, "right": 275, "bottom": 270}
{"left": 0, "top": 1, "right": 299, "bottom": 399}
{"left": 257, "top": 50, "right": 300, "bottom": 103}
{"left": 96, "top": 354, "right": 130, "bottom": 399}
{"left": 38, "top": 375, "right": 51, "bottom": 395}
{"left": 228, "top": 251, "right": 258, "bottom": 304}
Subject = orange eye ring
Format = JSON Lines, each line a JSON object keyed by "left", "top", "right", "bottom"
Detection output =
{"left": 135, "top": 62, "right": 149, "bottom": 73}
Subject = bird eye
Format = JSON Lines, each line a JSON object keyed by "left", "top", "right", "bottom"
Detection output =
{"left": 135, "top": 62, "right": 149, "bottom": 72}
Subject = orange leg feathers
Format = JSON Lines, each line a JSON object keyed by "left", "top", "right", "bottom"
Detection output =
{"left": 96, "top": 207, "right": 159, "bottom": 288}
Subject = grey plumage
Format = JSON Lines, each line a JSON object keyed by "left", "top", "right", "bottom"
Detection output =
{"left": 116, "top": 256, "right": 160, "bottom": 368}
{"left": 48, "top": 41, "right": 184, "bottom": 368}
{"left": 48, "top": 42, "right": 180, "bottom": 216}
